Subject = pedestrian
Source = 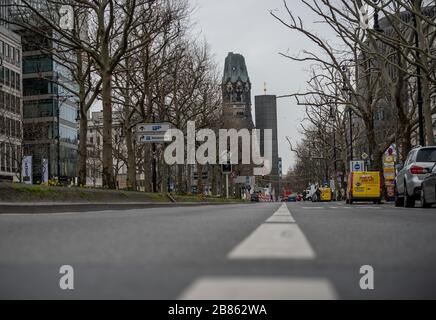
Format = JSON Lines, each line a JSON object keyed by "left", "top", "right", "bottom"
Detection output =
{"left": 315, "top": 187, "right": 321, "bottom": 202}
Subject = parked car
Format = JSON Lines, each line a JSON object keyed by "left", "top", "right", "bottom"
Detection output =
{"left": 395, "top": 146, "right": 436, "bottom": 208}
{"left": 421, "top": 164, "right": 436, "bottom": 208}
{"left": 288, "top": 194, "right": 298, "bottom": 202}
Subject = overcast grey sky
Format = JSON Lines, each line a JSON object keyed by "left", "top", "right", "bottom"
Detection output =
{"left": 191, "top": 0, "right": 325, "bottom": 174}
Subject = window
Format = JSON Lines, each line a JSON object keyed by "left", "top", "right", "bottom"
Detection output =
{"left": 4, "top": 68, "right": 9, "bottom": 87}
{"left": 16, "top": 97, "right": 20, "bottom": 115}
{"left": 10, "top": 71, "right": 15, "bottom": 90}
{"left": 23, "top": 99, "right": 55, "bottom": 118}
{"left": 5, "top": 92, "right": 11, "bottom": 112}
{"left": 0, "top": 115, "right": 4, "bottom": 135}
{"left": 23, "top": 78, "right": 55, "bottom": 96}
{"left": 0, "top": 91, "right": 4, "bottom": 110}
{"left": 5, "top": 143, "right": 10, "bottom": 172}
{"left": 59, "top": 124, "right": 78, "bottom": 144}
{"left": 59, "top": 104, "right": 77, "bottom": 123}
{"left": 23, "top": 55, "right": 53, "bottom": 74}
{"left": 417, "top": 148, "right": 436, "bottom": 163}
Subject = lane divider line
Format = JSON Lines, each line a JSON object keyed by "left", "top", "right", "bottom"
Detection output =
{"left": 227, "top": 204, "right": 315, "bottom": 260}
{"left": 179, "top": 277, "right": 338, "bottom": 300}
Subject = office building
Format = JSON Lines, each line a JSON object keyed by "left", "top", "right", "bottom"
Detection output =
{"left": 255, "top": 95, "right": 279, "bottom": 194}
{"left": 0, "top": 25, "right": 22, "bottom": 181}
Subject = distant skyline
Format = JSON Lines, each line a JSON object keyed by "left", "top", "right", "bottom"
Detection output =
{"left": 191, "top": 0, "right": 328, "bottom": 174}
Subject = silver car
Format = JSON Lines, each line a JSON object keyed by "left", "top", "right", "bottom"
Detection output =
{"left": 395, "top": 146, "right": 436, "bottom": 208}
{"left": 421, "top": 164, "right": 436, "bottom": 208}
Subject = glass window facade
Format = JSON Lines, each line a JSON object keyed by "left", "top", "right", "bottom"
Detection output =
{"left": 23, "top": 54, "right": 53, "bottom": 74}
{"left": 23, "top": 78, "right": 57, "bottom": 96}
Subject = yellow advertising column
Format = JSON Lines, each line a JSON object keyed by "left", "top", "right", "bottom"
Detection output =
{"left": 383, "top": 154, "right": 396, "bottom": 199}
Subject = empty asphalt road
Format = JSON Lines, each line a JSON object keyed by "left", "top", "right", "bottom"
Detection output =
{"left": 1, "top": 202, "right": 436, "bottom": 299}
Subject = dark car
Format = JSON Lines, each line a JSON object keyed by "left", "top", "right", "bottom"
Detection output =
{"left": 288, "top": 194, "right": 298, "bottom": 202}
{"left": 421, "top": 164, "right": 436, "bottom": 208}
{"left": 251, "top": 193, "right": 260, "bottom": 202}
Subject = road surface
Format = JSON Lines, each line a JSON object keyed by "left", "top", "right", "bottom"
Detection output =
{"left": 1, "top": 202, "right": 436, "bottom": 299}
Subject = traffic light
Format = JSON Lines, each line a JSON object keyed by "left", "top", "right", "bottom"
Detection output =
{"left": 222, "top": 162, "right": 232, "bottom": 174}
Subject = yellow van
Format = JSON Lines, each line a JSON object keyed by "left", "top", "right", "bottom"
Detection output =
{"left": 319, "top": 187, "right": 332, "bottom": 202}
{"left": 346, "top": 172, "right": 382, "bottom": 204}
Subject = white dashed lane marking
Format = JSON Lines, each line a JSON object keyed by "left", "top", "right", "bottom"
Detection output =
{"left": 179, "top": 277, "right": 338, "bottom": 300}
{"left": 178, "top": 204, "right": 338, "bottom": 300}
{"left": 228, "top": 204, "right": 315, "bottom": 260}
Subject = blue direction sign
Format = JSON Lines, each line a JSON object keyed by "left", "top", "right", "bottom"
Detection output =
{"left": 137, "top": 123, "right": 171, "bottom": 143}
{"left": 351, "top": 161, "right": 365, "bottom": 172}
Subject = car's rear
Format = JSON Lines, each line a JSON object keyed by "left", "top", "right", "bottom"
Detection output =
{"left": 320, "top": 187, "right": 332, "bottom": 202}
{"left": 347, "top": 172, "right": 381, "bottom": 204}
{"left": 288, "top": 194, "right": 297, "bottom": 202}
{"left": 405, "top": 147, "right": 436, "bottom": 200}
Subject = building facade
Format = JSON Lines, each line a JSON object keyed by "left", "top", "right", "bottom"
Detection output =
{"left": 86, "top": 111, "right": 129, "bottom": 189}
{"left": 255, "top": 95, "right": 279, "bottom": 194}
{"left": 222, "top": 52, "right": 254, "bottom": 131}
{"left": 19, "top": 29, "right": 79, "bottom": 184}
{"left": 221, "top": 52, "right": 255, "bottom": 180}
{"left": 0, "top": 25, "right": 22, "bottom": 181}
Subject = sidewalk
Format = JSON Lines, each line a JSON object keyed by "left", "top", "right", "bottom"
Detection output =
{"left": 0, "top": 201, "right": 248, "bottom": 214}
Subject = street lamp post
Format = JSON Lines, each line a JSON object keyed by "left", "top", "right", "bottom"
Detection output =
{"left": 341, "top": 62, "right": 353, "bottom": 162}
{"left": 372, "top": 0, "right": 424, "bottom": 146}
{"left": 151, "top": 113, "right": 157, "bottom": 193}
{"left": 412, "top": 1, "right": 425, "bottom": 146}
{"left": 372, "top": 0, "right": 384, "bottom": 32}
{"left": 329, "top": 105, "right": 338, "bottom": 173}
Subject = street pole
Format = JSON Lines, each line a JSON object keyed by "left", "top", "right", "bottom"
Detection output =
{"left": 225, "top": 174, "right": 229, "bottom": 199}
{"left": 57, "top": 106, "right": 60, "bottom": 180}
{"left": 349, "top": 107, "right": 353, "bottom": 161}
{"left": 333, "top": 127, "right": 337, "bottom": 173}
{"left": 412, "top": 6, "right": 425, "bottom": 147}
{"left": 56, "top": 75, "right": 61, "bottom": 182}
{"left": 151, "top": 114, "right": 157, "bottom": 193}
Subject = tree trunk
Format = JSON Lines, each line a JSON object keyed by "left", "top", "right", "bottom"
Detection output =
{"left": 422, "top": 74, "right": 435, "bottom": 146}
{"left": 77, "top": 104, "right": 88, "bottom": 186}
{"left": 101, "top": 71, "right": 115, "bottom": 189}
{"left": 143, "top": 145, "right": 151, "bottom": 192}
{"left": 177, "top": 164, "right": 184, "bottom": 194}
{"left": 211, "top": 165, "right": 217, "bottom": 196}
{"left": 187, "top": 165, "right": 192, "bottom": 194}
{"left": 363, "top": 113, "right": 383, "bottom": 171}
{"left": 126, "top": 126, "right": 136, "bottom": 191}
{"left": 197, "top": 164, "right": 203, "bottom": 196}
{"left": 401, "top": 125, "right": 412, "bottom": 162}
{"left": 161, "top": 161, "right": 168, "bottom": 193}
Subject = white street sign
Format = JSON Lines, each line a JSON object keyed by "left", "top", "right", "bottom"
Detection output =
{"left": 362, "top": 153, "right": 369, "bottom": 160}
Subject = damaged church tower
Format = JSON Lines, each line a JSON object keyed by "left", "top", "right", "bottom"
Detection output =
{"left": 222, "top": 52, "right": 255, "bottom": 130}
